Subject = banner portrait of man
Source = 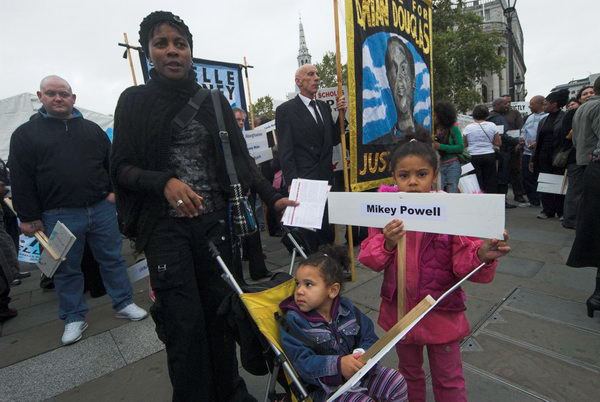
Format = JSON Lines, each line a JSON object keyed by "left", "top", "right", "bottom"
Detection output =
{"left": 346, "top": 0, "right": 433, "bottom": 191}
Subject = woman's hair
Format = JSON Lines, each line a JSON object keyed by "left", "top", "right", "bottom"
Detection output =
{"left": 300, "top": 245, "right": 349, "bottom": 287}
{"left": 139, "top": 11, "right": 193, "bottom": 57}
{"left": 576, "top": 86, "right": 594, "bottom": 101}
{"left": 387, "top": 127, "right": 438, "bottom": 173}
{"left": 472, "top": 104, "right": 490, "bottom": 120}
{"left": 545, "top": 89, "right": 570, "bottom": 108}
{"left": 568, "top": 98, "right": 581, "bottom": 106}
{"left": 434, "top": 101, "right": 457, "bottom": 129}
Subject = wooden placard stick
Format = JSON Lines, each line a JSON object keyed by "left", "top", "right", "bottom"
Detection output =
{"left": 3, "top": 198, "right": 60, "bottom": 261}
{"left": 333, "top": 0, "right": 356, "bottom": 281}
{"left": 397, "top": 235, "right": 406, "bottom": 320}
{"left": 359, "top": 295, "right": 435, "bottom": 363}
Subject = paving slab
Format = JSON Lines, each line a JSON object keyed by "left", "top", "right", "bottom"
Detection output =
{"left": 533, "top": 262, "right": 597, "bottom": 293}
{"left": 495, "top": 256, "right": 544, "bottom": 278}
{"left": 481, "top": 309, "right": 600, "bottom": 369}
{"left": 505, "top": 226, "right": 573, "bottom": 247}
{"left": 508, "top": 240, "right": 567, "bottom": 265}
{"left": 0, "top": 331, "right": 126, "bottom": 402}
{"left": 110, "top": 317, "right": 164, "bottom": 365}
{"left": 52, "top": 350, "right": 172, "bottom": 402}
{"left": 462, "top": 333, "right": 600, "bottom": 401}
{"left": 344, "top": 274, "right": 383, "bottom": 311}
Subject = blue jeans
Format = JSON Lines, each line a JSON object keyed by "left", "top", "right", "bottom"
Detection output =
{"left": 440, "top": 159, "right": 461, "bottom": 193}
{"left": 42, "top": 199, "right": 133, "bottom": 323}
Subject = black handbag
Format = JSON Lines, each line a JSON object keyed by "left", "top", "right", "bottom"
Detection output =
{"left": 552, "top": 146, "right": 572, "bottom": 168}
{"left": 210, "top": 90, "right": 258, "bottom": 237}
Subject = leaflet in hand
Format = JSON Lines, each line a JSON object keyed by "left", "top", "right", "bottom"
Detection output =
{"left": 282, "top": 179, "right": 330, "bottom": 229}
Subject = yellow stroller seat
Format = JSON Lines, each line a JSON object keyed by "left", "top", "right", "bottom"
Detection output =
{"left": 240, "top": 276, "right": 312, "bottom": 401}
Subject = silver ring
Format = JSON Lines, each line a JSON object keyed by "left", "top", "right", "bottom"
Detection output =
{"left": 175, "top": 199, "right": 184, "bottom": 208}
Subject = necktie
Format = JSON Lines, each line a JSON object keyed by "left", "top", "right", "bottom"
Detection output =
{"left": 309, "top": 100, "right": 325, "bottom": 129}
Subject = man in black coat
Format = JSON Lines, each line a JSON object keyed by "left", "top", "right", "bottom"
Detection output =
{"left": 275, "top": 64, "right": 346, "bottom": 248}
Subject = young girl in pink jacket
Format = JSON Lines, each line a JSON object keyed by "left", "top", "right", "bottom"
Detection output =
{"left": 358, "top": 131, "right": 511, "bottom": 402}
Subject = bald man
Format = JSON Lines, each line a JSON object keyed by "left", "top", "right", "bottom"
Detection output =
{"left": 520, "top": 95, "right": 547, "bottom": 207}
{"left": 9, "top": 75, "right": 147, "bottom": 345}
{"left": 275, "top": 64, "right": 345, "bottom": 249}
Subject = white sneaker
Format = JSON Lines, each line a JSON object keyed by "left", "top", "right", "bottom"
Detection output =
{"left": 61, "top": 321, "right": 88, "bottom": 345}
{"left": 115, "top": 303, "right": 148, "bottom": 321}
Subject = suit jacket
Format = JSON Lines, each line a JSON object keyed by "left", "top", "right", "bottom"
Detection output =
{"left": 275, "top": 95, "right": 340, "bottom": 184}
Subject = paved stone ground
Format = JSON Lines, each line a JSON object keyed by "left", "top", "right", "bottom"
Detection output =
{"left": 1, "top": 204, "right": 599, "bottom": 401}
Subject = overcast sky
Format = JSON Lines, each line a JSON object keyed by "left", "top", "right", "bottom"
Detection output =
{"left": 1, "top": 0, "right": 598, "bottom": 115}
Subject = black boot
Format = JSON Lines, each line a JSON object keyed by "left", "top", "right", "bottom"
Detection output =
{"left": 586, "top": 276, "right": 600, "bottom": 318}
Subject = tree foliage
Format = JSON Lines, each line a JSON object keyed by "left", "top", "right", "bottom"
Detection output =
{"left": 251, "top": 95, "right": 275, "bottom": 121}
{"left": 315, "top": 51, "right": 348, "bottom": 88}
{"left": 432, "top": 0, "right": 505, "bottom": 112}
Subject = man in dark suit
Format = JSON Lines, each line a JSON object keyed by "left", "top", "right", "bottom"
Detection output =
{"left": 275, "top": 64, "right": 346, "bottom": 248}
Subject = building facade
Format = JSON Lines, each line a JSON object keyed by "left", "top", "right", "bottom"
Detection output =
{"left": 464, "top": 0, "right": 527, "bottom": 103}
{"left": 551, "top": 73, "right": 600, "bottom": 99}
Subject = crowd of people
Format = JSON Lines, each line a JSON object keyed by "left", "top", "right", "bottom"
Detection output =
{"left": 0, "top": 8, "right": 599, "bottom": 402}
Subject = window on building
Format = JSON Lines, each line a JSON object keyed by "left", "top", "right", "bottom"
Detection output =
{"left": 482, "top": 84, "right": 488, "bottom": 103}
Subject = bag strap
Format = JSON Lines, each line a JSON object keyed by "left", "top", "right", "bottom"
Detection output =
{"left": 210, "top": 89, "right": 239, "bottom": 185}
{"left": 171, "top": 88, "right": 210, "bottom": 132}
{"left": 478, "top": 123, "right": 495, "bottom": 145}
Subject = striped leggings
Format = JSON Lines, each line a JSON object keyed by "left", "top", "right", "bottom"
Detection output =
{"left": 315, "top": 365, "right": 408, "bottom": 402}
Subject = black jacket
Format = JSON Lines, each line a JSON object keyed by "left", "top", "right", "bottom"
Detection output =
{"left": 487, "top": 111, "right": 519, "bottom": 152}
{"left": 9, "top": 109, "right": 112, "bottom": 222}
{"left": 111, "top": 69, "right": 281, "bottom": 251}
{"left": 275, "top": 95, "right": 340, "bottom": 185}
{"left": 532, "top": 110, "right": 566, "bottom": 174}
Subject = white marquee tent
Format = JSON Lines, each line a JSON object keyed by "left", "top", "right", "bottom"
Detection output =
{"left": 0, "top": 93, "right": 114, "bottom": 161}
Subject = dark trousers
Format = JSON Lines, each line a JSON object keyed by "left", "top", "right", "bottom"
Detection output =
{"left": 497, "top": 149, "right": 511, "bottom": 188}
{"left": 521, "top": 154, "right": 540, "bottom": 205}
{"left": 562, "top": 164, "right": 586, "bottom": 228}
{"left": 0, "top": 266, "right": 10, "bottom": 309}
{"left": 471, "top": 153, "right": 498, "bottom": 194}
{"left": 510, "top": 148, "right": 525, "bottom": 197}
{"left": 538, "top": 161, "right": 565, "bottom": 218}
{"left": 144, "top": 211, "right": 252, "bottom": 402}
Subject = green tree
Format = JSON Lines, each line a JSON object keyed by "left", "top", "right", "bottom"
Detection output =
{"left": 432, "top": 0, "right": 505, "bottom": 112}
{"left": 251, "top": 95, "right": 275, "bottom": 121}
{"left": 315, "top": 51, "right": 348, "bottom": 88}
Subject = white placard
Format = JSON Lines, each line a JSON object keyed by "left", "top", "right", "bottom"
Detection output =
{"left": 458, "top": 174, "right": 482, "bottom": 194}
{"left": 36, "top": 221, "right": 76, "bottom": 278}
{"left": 495, "top": 125, "right": 504, "bottom": 134}
{"left": 282, "top": 179, "right": 330, "bottom": 229}
{"left": 538, "top": 173, "right": 563, "bottom": 185}
{"left": 507, "top": 130, "right": 520, "bottom": 138}
{"left": 251, "top": 148, "right": 273, "bottom": 164}
{"left": 127, "top": 259, "right": 149, "bottom": 283}
{"left": 328, "top": 192, "right": 504, "bottom": 239}
{"left": 461, "top": 163, "right": 475, "bottom": 176}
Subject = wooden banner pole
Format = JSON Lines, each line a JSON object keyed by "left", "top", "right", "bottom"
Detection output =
{"left": 396, "top": 236, "right": 406, "bottom": 320}
{"left": 242, "top": 56, "right": 255, "bottom": 129}
{"left": 123, "top": 33, "right": 138, "bottom": 86}
{"left": 333, "top": 0, "right": 356, "bottom": 281}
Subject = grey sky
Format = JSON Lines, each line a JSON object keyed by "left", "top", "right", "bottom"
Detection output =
{"left": 0, "top": 0, "right": 598, "bottom": 115}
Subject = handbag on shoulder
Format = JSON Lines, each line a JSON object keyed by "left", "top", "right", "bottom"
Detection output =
{"left": 210, "top": 89, "right": 257, "bottom": 237}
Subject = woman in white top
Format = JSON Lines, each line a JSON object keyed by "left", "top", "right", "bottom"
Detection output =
{"left": 463, "top": 104, "right": 502, "bottom": 194}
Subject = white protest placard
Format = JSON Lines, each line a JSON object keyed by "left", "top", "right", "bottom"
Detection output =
{"left": 506, "top": 130, "right": 520, "bottom": 138}
{"left": 328, "top": 192, "right": 504, "bottom": 239}
{"left": 461, "top": 163, "right": 475, "bottom": 176}
{"left": 496, "top": 125, "right": 504, "bottom": 134}
{"left": 127, "top": 259, "right": 149, "bottom": 283}
{"left": 243, "top": 127, "right": 273, "bottom": 163}
{"left": 18, "top": 234, "right": 40, "bottom": 263}
{"left": 458, "top": 174, "right": 482, "bottom": 194}
{"left": 37, "top": 221, "right": 76, "bottom": 277}
{"left": 316, "top": 86, "right": 347, "bottom": 172}
{"left": 537, "top": 173, "right": 567, "bottom": 195}
{"left": 282, "top": 179, "right": 330, "bottom": 229}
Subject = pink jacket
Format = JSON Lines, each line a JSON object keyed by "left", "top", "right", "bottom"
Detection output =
{"left": 357, "top": 186, "right": 498, "bottom": 345}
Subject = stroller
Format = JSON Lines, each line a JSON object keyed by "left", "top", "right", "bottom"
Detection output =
{"left": 211, "top": 238, "right": 312, "bottom": 401}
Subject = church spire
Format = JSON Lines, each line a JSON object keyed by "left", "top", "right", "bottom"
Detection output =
{"left": 297, "top": 16, "right": 312, "bottom": 67}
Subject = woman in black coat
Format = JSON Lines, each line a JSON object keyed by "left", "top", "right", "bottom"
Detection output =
{"left": 110, "top": 11, "right": 294, "bottom": 402}
{"left": 531, "top": 89, "right": 569, "bottom": 219}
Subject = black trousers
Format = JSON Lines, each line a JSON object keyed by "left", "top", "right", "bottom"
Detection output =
{"left": 144, "top": 211, "right": 254, "bottom": 402}
{"left": 471, "top": 153, "right": 498, "bottom": 194}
